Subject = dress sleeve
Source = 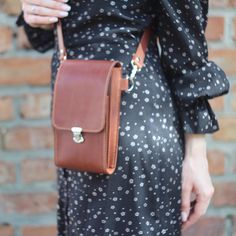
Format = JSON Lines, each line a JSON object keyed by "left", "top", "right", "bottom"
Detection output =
{"left": 155, "top": 0, "right": 230, "bottom": 134}
{"left": 15, "top": 10, "right": 55, "bottom": 53}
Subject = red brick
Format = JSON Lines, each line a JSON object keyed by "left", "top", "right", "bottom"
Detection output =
{"left": 229, "top": 0, "right": 236, "bottom": 7}
{"left": 206, "top": 16, "right": 224, "bottom": 41}
{"left": 0, "top": 0, "right": 22, "bottom": 15}
{"left": 232, "top": 84, "right": 236, "bottom": 92}
{"left": 212, "top": 117, "right": 236, "bottom": 141}
{"left": 0, "top": 192, "right": 57, "bottom": 214}
{"left": 182, "top": 216, "right": 224, "bottom": 236}
{"left": 3, "top": 127, "right": 53, "bottom": 150}
{"left": 0, "top": 96, "right": 14, "bottom": 121}
{"left": 21, "top": 158, "right": 56, "bottom": 183}
{"left": 233, "top": 215, "right": 236, "bottom": 236}
{"left": 16, "top": 27, "right": 32, "bottom": 49}
{"left": 0, "top": 58, "right": 51, "bottom": 86}
{"left": 22, "top": 225, "right": 57, "bottom": 236}
{"left": 0, "top": 224, "right": 14, "bottom": 236}
{"left": 207, "top": 150, "right": 225, "bottom": 175}
{"left": 0, "top": 161, "right": 16, "bottom": 184}
{"left": 0, "top": 26, "right": 13, "bottom": 53}
{"left": 231, "top": 84, "right": 236, "bottom": 111}
{"left": 209, "top": 48, "right": 236, "bottom": 76}
{"left": 234, "top": 158, "right": 236, "bottom": 173}
{"left": 20, "top": 93, "right": 51, "bottom": 119}
{"left": 211, "top": 181, "right": 236, "bottom": 207}
{"left": 209, "top": 0, "right": 229, "bottom": 8}
{"left": 233, "top": 18, "right": 236, "bottom": 41}
{"left": 209, "top": 96, "right": 224, "bottom": 112}
{"left": 231, "top": 97, "right": 236, "bottom": 111}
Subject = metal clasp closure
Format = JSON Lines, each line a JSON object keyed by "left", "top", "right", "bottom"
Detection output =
{"left": 59, "top": 49, "right": 67, "bottom": 61}
{"left": 125, "top": 56, "right": 142, "bottom": 92}
{"left": 71, "top": 127, "right": 84, "bottom": 143}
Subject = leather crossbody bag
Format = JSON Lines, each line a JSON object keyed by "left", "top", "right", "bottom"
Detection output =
{"left": 51, "top": 19, "right": 153, "bottom": 174}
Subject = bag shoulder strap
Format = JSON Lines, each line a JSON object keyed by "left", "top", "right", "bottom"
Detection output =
{"left": 56, "top": 19, "right": 153, "bottom": 70}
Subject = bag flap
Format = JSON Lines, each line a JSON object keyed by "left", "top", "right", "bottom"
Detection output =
{"left": 52, "top": 59, "right": 121, "bottom": 133}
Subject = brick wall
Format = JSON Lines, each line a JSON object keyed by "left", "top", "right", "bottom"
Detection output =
{"left": 0, "top": 0, "right": 235, "bottom": 235}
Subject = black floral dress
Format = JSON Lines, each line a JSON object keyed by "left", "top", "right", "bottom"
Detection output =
{"left": 16, "top": 0, "right": 229, "bottom": 235}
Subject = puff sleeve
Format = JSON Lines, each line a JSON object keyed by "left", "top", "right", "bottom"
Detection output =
{"left": 155, "top": 0, "right": 230, "bottom": 133}
{"left": 15, "top": 11, "right": 55, "bottom": 53}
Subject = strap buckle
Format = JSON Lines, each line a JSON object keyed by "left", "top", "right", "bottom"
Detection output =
{"left": 59, "top": 49, "right": 67, "bottom": 61}
{"left": 125, "top": 56, "right": 142, "bottom": 92}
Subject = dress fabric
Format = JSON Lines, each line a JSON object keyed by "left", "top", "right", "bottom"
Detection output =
{"left": 16, "top": 0, "right": 229, "bottom": 235}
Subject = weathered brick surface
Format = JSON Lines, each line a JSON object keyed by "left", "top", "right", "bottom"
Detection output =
{"left": 233, "top": 17, "right": 236, "bottom": 41}
{"left": 21, "top": 225, "right": 57, "bottom": 236}
{"left": 206, "top": 17, "right": 225, "bottom": 41}
{"left": 233, "top": 216, "right": 236, "bottom": 236}
{"left": 0, "top": 160, "right": 16, "bottom": 184}
{"left": 231, "top": 84, "right": 236, "bottom": 111}
{"left": 182, "top": 217, "right": 225, "bottom": 236}
{"left": 209, "top": 49, "right": 236, "bottom": 76}
{"left": 0, "top": 224, "right": 14, "bottom": 236}
{"left": 209, "top": 96, "right": 225, "bottom": 112}
{"left": 16, "top": 27, "right": 32, "bottom": 49}
{"left": 0, "top": 96, "right": 14, "bottom": 121}
{"left": 209, "top": 0, "right": 228, "bottom": 8}
{"left": 0, "top": 192, "right": 57, "bottom": 214}
{"left": 212, "top": 182, "right": 236, "bottom": 207}
{"left": 0, "top": 26, "right": 13, "bottom": 53}
{"left": 20, "top": 93, "right": 51, "bottom": 119}
{"left": 3, "top": 126, "right": 53, "bottom": 150}
{"left": 0, "top": 0, "right": 21, "bottom": 15}
{"left": 207, "top": 150, "right": 225, "bottom": 175}
{"left": 21, "top": 158, "right": 56, "bottom": 183}
{"left": 0, "top": 58, "right": 51, "bottom": 86}
{"left": 212, "top": 118, "right": 236, "bottom": 141}
{"left": 0, "top": 1, "right": 235, "bottom": 236}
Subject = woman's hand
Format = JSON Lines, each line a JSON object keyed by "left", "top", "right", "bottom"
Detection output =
{"left": 20, "top": 0, "right": 71, "bottom": 30}
{"left": 181, "top": 133, "right": 215, "bottom": 231}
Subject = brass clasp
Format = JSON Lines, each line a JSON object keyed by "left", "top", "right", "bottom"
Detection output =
{"left": 71, "top": 127, "right": 84, "bottom": 143}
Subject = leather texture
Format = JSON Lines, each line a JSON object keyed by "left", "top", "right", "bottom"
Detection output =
{"left": 52, "top": 60, "right": 126, "bottom": 174}
{"left": 52, "top": 19, "right": 153, "bottom": 174}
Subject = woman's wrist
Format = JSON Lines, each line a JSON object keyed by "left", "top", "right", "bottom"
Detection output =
{"left": 184, "top": 133, "right": 207, "bottom": 158}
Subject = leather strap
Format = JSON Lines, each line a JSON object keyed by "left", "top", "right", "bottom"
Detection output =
{"left": 56, "top": 18, "right": 153, "bottom": 69}
{"left": 57, "top": 19, "right": 67, "bottom": 61}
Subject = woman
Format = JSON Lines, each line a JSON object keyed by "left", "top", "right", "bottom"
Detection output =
{"left": 16, "top": 0, "right": 230, "bottom": 235}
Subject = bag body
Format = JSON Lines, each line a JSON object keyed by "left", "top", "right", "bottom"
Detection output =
{"left": 51, "top": 19, "right": 153, "bottom": 174}
{"left": 52, "top": 59, "right": 128, "bottom": 174}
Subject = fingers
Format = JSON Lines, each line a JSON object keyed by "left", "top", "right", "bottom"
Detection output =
{"left": 21, "top": 0, "right": 71, "bottom": 28}
{"left": 181, "top": 184, "right": 192, "bottom": 223}
{"left": 181, "top": 188, "right": 214, "bottom": 231}
{"left": 24, "top": 0, "right": 70, "bottom": 11}
{"left": 181, "top": 198, "right": 208, "bottom": 230}
{"left": 24, "top": 12, "right": 59, "bottom": 25}
{"left": 23, "top": 4, "right": 70, "bottom": 18}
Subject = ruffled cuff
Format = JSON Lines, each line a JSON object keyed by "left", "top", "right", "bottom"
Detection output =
{"left": 169, "top": 60, "right": 230, "bottom": 107}
{"left": 177, "top": 98, "right": 219, "bottom": 134}
{"left": 165, "top": 60, "right": 230, "bottom": 134}
{"left": 15, "top": 11, "right": 55, "bottom": 53}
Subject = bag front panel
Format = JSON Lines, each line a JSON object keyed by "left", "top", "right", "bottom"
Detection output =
{"left": 54, "top": 127, "right": 107, "bottom": 173}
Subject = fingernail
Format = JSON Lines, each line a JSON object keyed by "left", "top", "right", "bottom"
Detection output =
{"left": 59, "top": 11, "right": 69, "bottom": 17}
{"left": 62, "top": 4, "right": 71, "bottom": 11}
{"left": 181, "top": 211, "right": 188, "bottom": 222}
{"left": 49, "top": 17, "right": 58, "bottom": 22}
{"left": 63, "top": 0, "right": 69, "bottom": 2}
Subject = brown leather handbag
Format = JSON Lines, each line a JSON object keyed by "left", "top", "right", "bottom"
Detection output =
{"left": 51, "top": 19, "right": 153, "bottom": 174}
